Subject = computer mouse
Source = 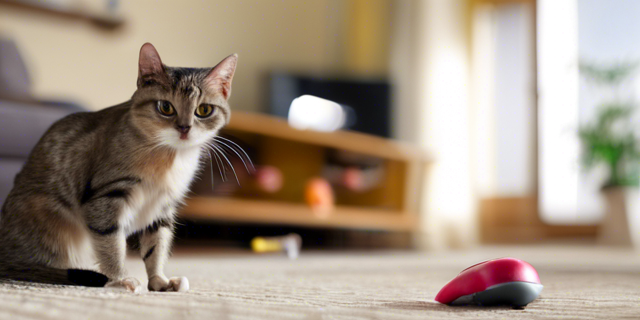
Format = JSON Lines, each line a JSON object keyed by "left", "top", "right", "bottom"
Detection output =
{"left": 435, "top": 257, "right": 543, "bottom": 307}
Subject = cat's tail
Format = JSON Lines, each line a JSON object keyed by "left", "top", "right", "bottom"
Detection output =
{"left": 0, "top": 264, "right": 109, "bottom": 287}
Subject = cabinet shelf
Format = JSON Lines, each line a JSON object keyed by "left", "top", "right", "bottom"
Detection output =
{"left": 181, "top": 111, "right": 430, "bottom": 232}
{"left": 180, "top": 197, "right": 418, "bottom": 231}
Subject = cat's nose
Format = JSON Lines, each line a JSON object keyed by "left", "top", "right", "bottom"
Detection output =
{"left": 177, "top": 125, "right": 191, "bottom": 134}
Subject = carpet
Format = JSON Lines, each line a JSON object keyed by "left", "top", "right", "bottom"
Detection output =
{"left": 0, "top": 244, "right": 638, "bottom": 319}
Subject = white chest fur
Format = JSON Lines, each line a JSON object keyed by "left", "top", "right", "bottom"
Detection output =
{"left": 120, "top": 147, "right": 202, "bottom": 235}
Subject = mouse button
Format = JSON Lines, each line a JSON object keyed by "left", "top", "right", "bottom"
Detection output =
{"left": 489, "top": 258, "right": 541, "bottom": 285}
{"left": 458, "top": 258, "right": 499, "bottom": 274}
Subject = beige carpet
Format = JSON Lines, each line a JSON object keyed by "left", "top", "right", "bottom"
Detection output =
{"left": 0, "top": 244, "right": 639, "bottom": 319}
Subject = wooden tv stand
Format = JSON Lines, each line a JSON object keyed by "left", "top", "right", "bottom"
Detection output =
{"left": 180, "top": 111, "right": 429, "bottom": 232}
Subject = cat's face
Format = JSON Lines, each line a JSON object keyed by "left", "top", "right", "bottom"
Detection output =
{"left": 130, "top": 43, "right": 237, "bottom": 150}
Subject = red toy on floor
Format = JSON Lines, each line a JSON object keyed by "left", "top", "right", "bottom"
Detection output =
{"left": 435, "top": 258, "right": 543, "bottom": 307}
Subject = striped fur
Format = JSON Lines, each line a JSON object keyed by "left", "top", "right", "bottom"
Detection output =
{"left": 0, "top": 43, "right": 237, "bottom": 291}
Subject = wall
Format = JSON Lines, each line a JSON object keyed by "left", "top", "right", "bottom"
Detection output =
{"left": 392, "top": 0, "right": 477, "bottom": 249}
{"left": 0, "top": 0, "right": 344, "bottom": 112}
{"left": 391, "top": 0, "right": 539, "bottom": 247}
{"left": 344, "top": 0, "right": 392, "bottom": 76}
{"left": 472, "top": 2, "right": 536, "bottom": 198}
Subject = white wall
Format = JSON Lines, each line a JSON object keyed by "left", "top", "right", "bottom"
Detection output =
{"left": 390, "top": 0, "right": 419, "bottom": 143}
{"left": 472, "top": 2, "right": 536, "bottom": 198}
{"left": 393, "top": 0, "right": 540, "bottom": 247}
{"left": 493, "top": 3, "right": 535, "bottom": 197}
{"left": 392, "top": 0, "right": 477, "bottom": 249}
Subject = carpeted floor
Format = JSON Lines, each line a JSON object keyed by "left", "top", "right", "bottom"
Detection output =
{"left": 0, "top": 244, "right": 638, "bottom": 319}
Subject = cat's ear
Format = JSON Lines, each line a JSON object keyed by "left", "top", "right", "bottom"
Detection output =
{"left": 204, "top": 54, "right": 238, "bottom": 100}
{"left": 138, "top": 43, "right": 165, "bottom": 86}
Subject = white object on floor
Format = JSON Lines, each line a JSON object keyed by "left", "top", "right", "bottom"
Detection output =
{"left": 281, "top": 234, "right": 302, "bottom": 260}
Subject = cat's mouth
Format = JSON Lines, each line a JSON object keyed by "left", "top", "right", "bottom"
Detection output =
{"left": 157, "top": 127, "right": 211, "bottom": 149}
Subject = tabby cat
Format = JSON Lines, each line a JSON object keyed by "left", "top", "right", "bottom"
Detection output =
{"left": 0, "top": 43, "right": 237, "bottom": 292}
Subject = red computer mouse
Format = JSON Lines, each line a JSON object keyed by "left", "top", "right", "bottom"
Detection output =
{"left": 435, "top": 258, "right": 543, "bottom": 307}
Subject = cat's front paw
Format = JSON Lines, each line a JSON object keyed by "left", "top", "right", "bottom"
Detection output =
{"left": 148, "top": 275, "right": 189, "bottom": 292}
{"left": 105, "top": 277, "right": 142, "bottom": 293}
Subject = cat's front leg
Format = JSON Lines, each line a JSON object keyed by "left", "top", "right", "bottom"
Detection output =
{"left": 140, "top": 218, "right": 189, "bottom": 292}
{"left": 83, "top": 183, "right": 142, "bottom": 292}
{"left": 87, "top": 222, "right": 141, "bottom": 292}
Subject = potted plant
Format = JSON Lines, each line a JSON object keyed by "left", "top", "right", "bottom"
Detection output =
{"left": 579, "top": 62, "right": 640, "bottom": 247}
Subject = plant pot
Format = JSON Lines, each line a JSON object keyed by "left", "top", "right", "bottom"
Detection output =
{"left": 598, "top": 187, "right": 638, "bottom": 247}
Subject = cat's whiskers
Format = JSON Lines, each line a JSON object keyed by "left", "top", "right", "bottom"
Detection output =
{"left": 204, "top": 149, "right": 216, "bottom": 191}
{"left": 208, "top": 144, "right": 240, "bottom": 185}
{"left": 173, "top": 220, "right": 185, "bottom": 228}
{"left": 212, "top": 139, "right": 253, "bottom": 174}
{"left": 212, "top": 149, "right": 227, "bottom": 182}
{"left": 205, "top": 145, "right": 227, "bottom": 182}
{"left": 214, "top": 136, "right": 255, "bottom": 172}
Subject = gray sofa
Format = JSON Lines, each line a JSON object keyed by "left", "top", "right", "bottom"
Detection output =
{"left": 0, "top": 38, "right": 84, "bottom": 205}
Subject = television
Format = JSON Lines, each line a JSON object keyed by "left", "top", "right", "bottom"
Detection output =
{"left": 267, "top": 73, "right": 391, "bottom": 138}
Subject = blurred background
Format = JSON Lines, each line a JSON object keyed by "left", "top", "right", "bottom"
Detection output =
{"left": 0, "top": 0, "right": 638, "bottom": 253}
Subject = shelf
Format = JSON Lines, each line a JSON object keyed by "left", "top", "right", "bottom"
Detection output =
{"left": 179, "top": 197, "right": 418, "bottom": 231}
{"left": 226, "top": 111, "right": 429, "bottom": 162}
{"left": 185, "top": 112, "right": 428, "bottom": 233}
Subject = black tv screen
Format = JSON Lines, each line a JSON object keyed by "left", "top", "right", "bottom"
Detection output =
{"left": 267, "top": 73, "right": 390, "bottom": 138}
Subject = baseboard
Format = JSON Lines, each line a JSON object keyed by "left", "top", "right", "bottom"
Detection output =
{"left": 480, "top": 196, "right": 598, "bottom": 243}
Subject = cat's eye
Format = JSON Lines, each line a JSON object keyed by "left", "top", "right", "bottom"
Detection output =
{"left": 156, "top": 100, "right": 176, "bottom": 117}
{"left": 195, "top": 104, "right": 216, "bottom": 118}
